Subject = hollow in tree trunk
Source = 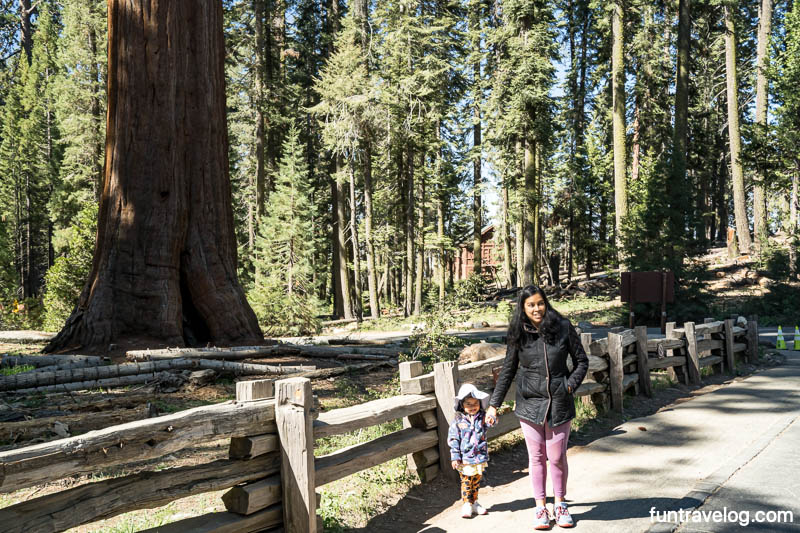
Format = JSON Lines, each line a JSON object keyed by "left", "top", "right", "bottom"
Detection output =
{"left": 46, "top": 1, "right": 262, "bottom": 352}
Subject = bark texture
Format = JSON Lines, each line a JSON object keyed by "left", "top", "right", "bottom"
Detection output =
{"left": 612, "top": 0, "right": 628, "bottom": 268}
{"left": 671, "top": 0, "right": 690, "bottom": 242}
{"left": 753, "top": 0, "right": 773, "bottom": 248}
{"left": 724, "top": 4, "right": 752, "bottom": 254}
{"left": 46, "top": 0, "right": 262, "bottom": 352}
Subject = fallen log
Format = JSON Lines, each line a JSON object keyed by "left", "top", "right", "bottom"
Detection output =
{"left": 333, "top": 353, "right": 393, "bottom": 361}
{"left": 0, "top": 358, "right": 314, "bottom": 392}
{"left": 126, "top": 344, "right": 402, "bottom": 362}
{"left": 0, "top": 397, "right": 276, "bottom": 494}
{"left": 12, "top": 361, "right": 107, "bottom": 373}
{"left": 2, "top": 404, "right": 156, "bottom": 444}
{"left": 0, "top": 354, "right": 104, "bottom": 368}
{"left": 294, "top": 361, "right": 389, "bottom": 381}
{"left": 298, "top": 344, "right": 402, "bottom": 356}
{"left": 7, "top": 372, "right": 175, "bottom": 394}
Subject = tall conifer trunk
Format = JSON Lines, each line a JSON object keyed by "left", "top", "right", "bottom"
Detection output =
{"left": 670, "top": 0, "right": 690, "bottom": 252}
{"left": 253, "top": 0, "right": 268, "bottom": 221}
{"left": 753, "top": 0, "right": 773, "bottom": 249}
{"left": 515, "top": 139, "right": 525, "bottom": 287}
{"left": 20, "top": 0, "right": 34, "bottom": 65}
{"left": 437, "top": 191, "right": 446, "bottom": 300}
{"left": 349, "top": 164, "right": 363, "bottom": 319}
{"left": 612, "top": 0, "right": 627, "bottom": 269}
{"left": 363, "top": 143, "right": 380, "bottom": 318}
{"left": 470, "top": 3, "right": 482, "bottom": 279}
{"left": 414, "top": 167, "right": 424, "bottom": 315}
{"left": 46, "top": 0, "right": 262, "bottom": 352}
{"left": 335, "top": 157, "right": 353, "bottom": 319}
{"left": 724, "top": 3, "right": 752, "bottom": 254}
{"left": 502, "top": 177, "right": 512, "bottom": 288}
{"left": 405, "top": 145, "right": 415, "bottom": 316}
{"left": 523, "top": 137, "right": 536, "bottom": 285}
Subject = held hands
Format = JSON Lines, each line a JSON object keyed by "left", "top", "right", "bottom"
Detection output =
{"left": 485, "top": 406, "right": 498, "bottom": 426}
{"left": 451, "top": 460, "right": 462, "bottom": 470}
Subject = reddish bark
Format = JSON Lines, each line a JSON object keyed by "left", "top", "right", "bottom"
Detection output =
{"left": 46, "top": 0, "right": 262, "bottom": 352}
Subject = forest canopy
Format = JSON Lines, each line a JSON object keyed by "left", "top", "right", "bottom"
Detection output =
{"left": 0, "top": 0, "right": 798, "bottom": 341}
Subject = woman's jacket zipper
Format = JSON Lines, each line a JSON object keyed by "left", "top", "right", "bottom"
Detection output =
{"left": 543, "top": 339, "right": 551, "bottom": 424}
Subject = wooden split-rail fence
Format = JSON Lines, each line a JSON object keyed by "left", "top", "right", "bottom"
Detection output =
{"left": 0, "top": 317, "right": 759, "bottom": 533}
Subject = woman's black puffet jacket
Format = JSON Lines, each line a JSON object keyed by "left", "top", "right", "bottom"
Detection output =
{"left": 489, "top": 317, "right": 590, "bottom": 427}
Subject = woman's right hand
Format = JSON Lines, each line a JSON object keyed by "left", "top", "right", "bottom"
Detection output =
{"left": 485, "top": 405, "right": 498, "bottom": 426}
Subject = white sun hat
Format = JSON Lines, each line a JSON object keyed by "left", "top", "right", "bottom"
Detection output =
{"left": 453, "top": 383, "right": 490, "bottom": 411}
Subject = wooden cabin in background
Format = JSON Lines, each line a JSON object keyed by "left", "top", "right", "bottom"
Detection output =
{"left": 453, "top": 225, "right": 507, "bottom": 282}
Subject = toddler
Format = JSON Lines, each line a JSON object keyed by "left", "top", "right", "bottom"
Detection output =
{"left": 448, "top": 383, "right": 494, "bottom": 518}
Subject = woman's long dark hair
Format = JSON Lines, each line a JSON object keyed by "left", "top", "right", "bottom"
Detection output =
{"left": 507, "top": 285, "right": 564, "bottom": 350}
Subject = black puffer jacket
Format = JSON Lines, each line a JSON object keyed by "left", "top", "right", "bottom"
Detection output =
{"left": 489, "top": 317, "right": 589, "bottom": 427}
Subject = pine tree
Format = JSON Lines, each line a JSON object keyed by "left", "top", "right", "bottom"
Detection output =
{"left": 0, "top": 3, "right": 61, "bottom": 300}
{"left": 724, "top": 1, "right": 752, "bottom": 255}
{"left": 0, "top": 80, "right": 23, "bottom": 300}
{"left": 774, "top": 1, "right": 800, "bottom": 274}
{"left": 53, "top": 0, "right": 106, "bottom": 229}
{"left": 486, "top": 0, "right": 557, "bottom": 285}
{"left": 248, "top": 124, "right": 319, "bottom": 335}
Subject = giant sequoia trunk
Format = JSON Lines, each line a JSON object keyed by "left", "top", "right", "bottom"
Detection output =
{"left": 46, "top": 1, "right": 262, "bottom": 352}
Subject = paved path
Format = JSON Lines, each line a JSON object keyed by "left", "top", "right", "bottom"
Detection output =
{"left": 409, "top": 350, "right": 800, "bottom": 533}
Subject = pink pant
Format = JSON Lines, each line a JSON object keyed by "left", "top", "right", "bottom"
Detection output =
{"left": 519, "top": 418, "right": 571, "bottom": 500}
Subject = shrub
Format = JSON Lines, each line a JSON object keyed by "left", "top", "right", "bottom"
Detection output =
{"left": 453, "top": 274, "right": 487, "bottom": 308}
{"left": 248, "top": 278, "right": 321, "bottom": 337}
{"left": 0, "top": 298, "right": 44, "bottom": 330}
{"left": 42, "top": 202, "right": 97, "bottom": 331}
{"left": 406, "top": 308, "right": 465, "bottom": 369}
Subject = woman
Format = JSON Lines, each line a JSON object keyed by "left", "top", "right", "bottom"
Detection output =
{"left": 486, "top": 285, "right": 589, "bottom": 529}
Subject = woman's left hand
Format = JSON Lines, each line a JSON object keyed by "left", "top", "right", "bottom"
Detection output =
{"left": 485, "top": 405, "right": 498, "bottom": 426}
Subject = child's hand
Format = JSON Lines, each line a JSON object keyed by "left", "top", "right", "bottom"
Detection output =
{"left": 451, "top": 460, "right": 462, "bottom": 470}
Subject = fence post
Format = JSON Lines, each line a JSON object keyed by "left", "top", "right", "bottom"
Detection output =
{"left": 607, "top": 332, "right": 624, "bottom": 412}
{"left": 222, "top": 379, "right": 280, "bottom": 517}
{"left": 684, "top": 322, "right": 701, "bottom": 384}
{"left": 724, "top": 319, "right": 736, "bottom": 373}
{"left": 634, "top": 326, "right": 652, "bottom": 397}
{"left": 704, "top": 318, "right": 724, "bottom": 374}
{"left": 236, "top": 379, "right": 275, "bottom": 401}
{"left": 276, "top": 377, "right": 316, "bottom": 533}
{"left": 400, "top": 361, "right": 439, "bottom": 482}
{"left": 664, "top": 321, "right": 676, "bottom": 381}
{"left": 579, "top": 333, "right": 596, "bottom": 410}
{"left": 746, "top": 317, "right": 759, "bottom": 363}
{"left": 580, "top": 332, "right": 592, "bottom": 354}
{"left": 433, "top": 361, "right": 459, "bottom": 482}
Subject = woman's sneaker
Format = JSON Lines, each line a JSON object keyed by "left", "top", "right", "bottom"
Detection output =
{"left": 533, "top": 505, "right": 551, "bottom": 530}
{"left": 462, "top": 502, "right": 474, "bottom": 518}
{"left": 472, "top": 501, "right": 488, "bottom": 515}
{"left": 554, "top": 502, "right": 574, "bottom": 528}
